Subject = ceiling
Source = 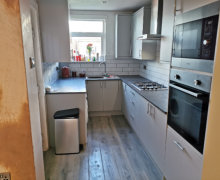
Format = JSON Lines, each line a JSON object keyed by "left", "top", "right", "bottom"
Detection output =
{"left": 68, "top": 0, "right": 151, "bottom": 11}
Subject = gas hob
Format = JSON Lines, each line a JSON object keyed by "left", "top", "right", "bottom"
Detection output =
{"left": 132, "top": 81, "right": 167, "bottom": 91}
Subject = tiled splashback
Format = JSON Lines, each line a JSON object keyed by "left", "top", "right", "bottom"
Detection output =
{"left": 140, "top": 42, "right": 170, "bottom": 87}
{"left": 43, "top": 62, "right": 59, "bottom": 87}
{"left": 59, "top": 59, "right": 140, "bottom": 77}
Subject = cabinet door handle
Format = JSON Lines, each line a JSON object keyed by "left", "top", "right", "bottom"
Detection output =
{"left": 173, "top": 141, "right": 184, "bottom": 151}
{"left": 131, "top": 91, "right": 135, "bottom": 96}
{"left": 130, "top": 115, "right": 134, "bottom": 121}
{"left": 147, "top": 103, "right": 150, "bottom": 114}
{"left": 100, "top": 82, "right": 103, "bottom": 88}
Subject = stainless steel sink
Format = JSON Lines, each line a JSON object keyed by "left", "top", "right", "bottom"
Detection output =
{"left": 86, "top": 76, "right": 104, "bottom": 79}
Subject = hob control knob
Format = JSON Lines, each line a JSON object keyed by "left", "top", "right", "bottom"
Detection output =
{"left": 194, "top": 80, "right": 201, "bottom": 86}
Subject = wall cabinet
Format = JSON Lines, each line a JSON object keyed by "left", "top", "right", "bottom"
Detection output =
{"left": 115, "top": 14, "right": 132, "bottom": 59}
{"left": 87, "top": 80, "right": 121, "bottom": 112}
{"left": 122, "top": 82, "right": 167, "bottom": 173}
{"left": 160, "top": 0, "right": 175, "bottom": 63}
{"left": 164, "top": 126, "right": 203, "bottom": 180}
{"left": 38, "top": 0, "right": 70, "bottom": 62}
{"left": 132, "top": 7, "right": 157, "bottom": 60}
{"left": 176, "top": 0, "right": 218, "bottom": 14}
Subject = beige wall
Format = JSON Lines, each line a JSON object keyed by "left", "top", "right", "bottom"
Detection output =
{"left": 202, "top": 15, "right": 220, "bottom": 180}
{"left": 0, "top": 0, "right": 36, "bottom": 179}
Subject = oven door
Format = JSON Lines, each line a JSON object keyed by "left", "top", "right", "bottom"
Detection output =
{"left": 168, "top": 83, "right": 209, "bottom": 153}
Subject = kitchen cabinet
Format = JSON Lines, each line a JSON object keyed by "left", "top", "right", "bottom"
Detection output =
{"left": 87, "top": 80, "right": 122, "bottom": 112}
{"left": 122, "top": 82, "right": 167, "bottom": 173}
{"left": 132, "top": 7, "right": 157, "bottom": 60}
{"left": 176, "top": 0, "right": 218, "bottom": 14}
{"left": 38, "top": 0, "right": 70, "bottom": 62}
{"left": 46, "top": 93, "right": 88, "bottom": 147}
{"left": 86, "top": 81, "right": 103, "bottom": 112}
{"left": 164, "top": 126, "right": 203, "bottom": 180}
{"left": 160, "top": 0, "right": 175, "bottom": 63}
{"left": 115, "top": 14, "right": 132, "bottom": 59}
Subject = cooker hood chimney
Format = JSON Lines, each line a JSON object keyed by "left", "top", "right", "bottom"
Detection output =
{"left": 139, "top": 0, "right": 163, "bottom": 40}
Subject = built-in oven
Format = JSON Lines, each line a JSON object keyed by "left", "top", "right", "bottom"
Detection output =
{"left": 168, "top": 69, "right": 212, "bottom": 154}
{"left": 172, "top": 2, "right": 219, "bottom": 73}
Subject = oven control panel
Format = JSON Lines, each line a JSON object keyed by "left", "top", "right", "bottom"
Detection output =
{"left": 170, "top": 69, "right": 212, "bottom": 93}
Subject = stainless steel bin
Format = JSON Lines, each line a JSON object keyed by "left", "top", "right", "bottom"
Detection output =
{"left": 54, "top": 108, "right": 79, "bottom": 154}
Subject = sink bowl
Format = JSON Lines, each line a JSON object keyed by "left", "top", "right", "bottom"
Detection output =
{"left": 86, "top": 76, "right": 104, "bottom": 79}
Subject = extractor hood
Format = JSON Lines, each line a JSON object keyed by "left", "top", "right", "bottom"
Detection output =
{"left": 139, "top": 0, "right": 163, "bottom": 40}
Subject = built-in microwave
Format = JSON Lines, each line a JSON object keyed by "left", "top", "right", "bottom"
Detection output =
{"left": 173, "top": 15, "right": 218, "bottom": 60}
{"left": 172, "top": 3, "right": 219, "bottom": 73}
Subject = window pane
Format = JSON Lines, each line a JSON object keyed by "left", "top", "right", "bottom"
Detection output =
{"left": 69, "top": 20, "right": 103, "bottom": 33}
{"left": 70, "top": 37, "right": 102, "bottom": 59}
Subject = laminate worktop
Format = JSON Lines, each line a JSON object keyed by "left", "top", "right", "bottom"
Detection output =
{"left": 46, "top": 78, "right": 86, "bottom": 94}
{"left": 119, "top": 75, "right": 169, "bottom": 113}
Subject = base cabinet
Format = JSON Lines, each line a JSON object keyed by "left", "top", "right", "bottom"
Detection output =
{"left": 87, "top": 80, "right": 122, "bottom": 112}
{"left": 122, "top": 82, "right": 167, "bottom": 173}
{"left": 164, "top": 127, "right": 203, "bottom": 180}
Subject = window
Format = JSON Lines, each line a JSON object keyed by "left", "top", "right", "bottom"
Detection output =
{"left": 69, "top": 20, "right": 105, "bottom": 62}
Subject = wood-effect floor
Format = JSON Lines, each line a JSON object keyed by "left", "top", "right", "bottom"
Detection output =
{"left": 44, "top": 115, "right": 163, "bottom": 180}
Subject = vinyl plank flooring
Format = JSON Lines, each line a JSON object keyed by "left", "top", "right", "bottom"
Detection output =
{"left": 44, "top": 115, "right": 163, "bottom": 180}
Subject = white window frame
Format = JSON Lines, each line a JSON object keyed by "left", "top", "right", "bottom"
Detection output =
{"left": 69, "top": 15, "right": 107, "bottom": 59}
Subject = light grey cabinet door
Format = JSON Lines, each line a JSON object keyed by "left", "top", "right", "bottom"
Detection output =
{"left": 132, "top": 7, "right": 156, "bottom": 60}
{"left": 38, "top": 0, "right": 70, "bottom": 62}
{"left": 136, "top": 94, "right": 167, "bottom": 173}
{"left": 115, "top": 14, "right": 132, "bottom": 59}
{"left": 164, "top": 126, "right": 203, "bottom": 180}
{"left": 86, "top": 81, "right": 103, "bottom": 112}
{"left": 177, "top": 0, "right": 218, "bottom": 14}
{"left": 160, "top": 0, "right": 175, "bottom": 63}
{"left": 132, "top": 8, "right": 144, "bottom": 59}
{"left": 103, "top": 81, "right": 121, "bottom": 111}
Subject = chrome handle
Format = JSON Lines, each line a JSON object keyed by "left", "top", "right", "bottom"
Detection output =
{"left": 147, "top": 103, "right": 150, "bottom": 114}
{"left": 173, "top": 141, "right": 184, "bottom": 151}
{"left": 169, "top": 84, "right": 202, "bottom": 98}
{"left": 130, "top": 115, "right": 134, "bottom": 121}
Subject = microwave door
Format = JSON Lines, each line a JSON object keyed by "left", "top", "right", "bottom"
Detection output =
{"left": 182, "top": 20, "right": 203, "bottom": 59}
{"left": 173, "top": 24, "right": 183, "bottom": 58}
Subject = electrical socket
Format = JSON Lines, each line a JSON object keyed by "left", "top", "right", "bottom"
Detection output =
{"left": 0, "top": 172, "right": 10, "bottom": 180}
{"left": 143, "top": 65, "right": 147, "bottom": 70}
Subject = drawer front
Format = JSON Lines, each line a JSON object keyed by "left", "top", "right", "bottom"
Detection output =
{"left": 164, "top": 127, "right": 203, "bottom": 180}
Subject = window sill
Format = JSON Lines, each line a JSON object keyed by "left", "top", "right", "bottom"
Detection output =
{"left": 70, "top": 61, "right": 104, "bottom": 63}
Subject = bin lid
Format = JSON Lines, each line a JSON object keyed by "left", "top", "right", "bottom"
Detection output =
{"left": 54, "top": 108, "right": 79, "bottom": 119}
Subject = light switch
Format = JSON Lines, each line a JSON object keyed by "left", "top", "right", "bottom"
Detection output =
{"left": 0, "top": 172, "right": 10, "bottom": 180}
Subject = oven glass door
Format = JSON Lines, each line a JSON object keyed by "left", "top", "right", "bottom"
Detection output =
{"left": 168, "top": 84, "right": 209, "bottom": 153}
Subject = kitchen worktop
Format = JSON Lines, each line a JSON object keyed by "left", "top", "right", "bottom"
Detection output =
{"left": 46, "top": 76, "right": 169, "bottom": 113}
{"left": 46, "top": 78, "right": 86, "bottom": 94}
{"left": 119, "top": 75, "right": 169, "bottom": 113}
